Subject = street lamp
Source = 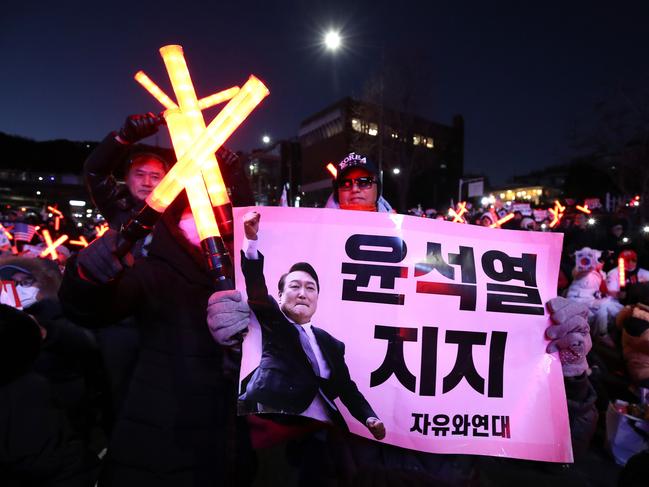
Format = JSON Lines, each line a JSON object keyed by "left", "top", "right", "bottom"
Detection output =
{"left": 262, "top": 135, "right": 271, "bottom": 144}
{"left": 323, "top": 30, "right": 342, "bottom": 51}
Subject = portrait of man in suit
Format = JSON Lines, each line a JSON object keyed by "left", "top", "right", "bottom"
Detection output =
{"left": 238, "top": 211, "right": 385, "bottom": 440}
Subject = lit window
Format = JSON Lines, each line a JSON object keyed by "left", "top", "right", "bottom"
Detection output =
{"left": 368, "top": 123, "right": 378, "bottom": 136}
{"left": 413, "top": 134, "right": 422, "bottom": 145}
{"left": 426, "top": 137, "right": 434, "bottom": 149}
{"left": 351, "top": 119, "right": 362, "bottom": 132}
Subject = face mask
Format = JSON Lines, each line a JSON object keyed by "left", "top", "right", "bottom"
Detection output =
{"left": 178, "top": 213, "right": 201, "bottom": 247}
{"left": 16, "top": 285, "right": 39, "bottom": 309}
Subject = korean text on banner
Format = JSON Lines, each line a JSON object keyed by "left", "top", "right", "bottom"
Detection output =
{"left": 234, "top": 206, "right": 569, "bottom": 462}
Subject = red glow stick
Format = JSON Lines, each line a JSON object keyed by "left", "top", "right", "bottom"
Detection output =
{"left": 69, "top": 236, "right": 89, "bottom": 247}
{"left": 47, "top": 206, "right": 63, "bottom": 217}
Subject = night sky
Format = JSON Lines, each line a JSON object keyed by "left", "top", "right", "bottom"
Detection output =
{"left": 2, "top": 1, "right": 647, "bottom": 185}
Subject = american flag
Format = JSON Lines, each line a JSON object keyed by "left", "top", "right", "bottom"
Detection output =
{"left": 13, "top": 222, "right": 36, "bottom": 242}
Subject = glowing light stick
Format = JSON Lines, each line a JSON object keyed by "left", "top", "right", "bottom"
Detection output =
{"left": 163, "top": 108, "right": 220, "bottom": 241}
{"left": 95, "top": 224, "right": 109, "bottom": 237}
{"left": 198, "top": 87, "right": 240, "bottom": 110}
{"left": 156, "top": 45, "right": 236, "bottom": 287}
{"left": 40, "top": 230, "right": 68, "bottom": 260}
{"left": 576, "top": 204, "right": 591, "bottom": 214}
{"left": 489, "top": 213, "right": 514, "bottom": 228}
{"left": 146, "top": 74, "right": 269, "bottom": 212}
{"left": 47, "top": 206, "right": 63, "bottom": 217}
{"left": 47, "top": 206, "right": 64, "bottom": 231}
{"left": 69, "top": 236, "right": 89, "bottom": 247}
{"left": 0, "top": 224, "right": 13, "bottom": 241}
{"left": 136, "top": 71, "right": 239, "bottom": 111}
{"left": 619, "top": 257, "right": 626, "bottom": 287}
{"left": 134, "top": 71, "right": 178, "bottom": 110}
{"left": 326, "top": 163, "right": 337, "bottom": 178}
{"left": 448, "top": 202, "right": 468, "bottom": 223}
{"left": 121, "top": 45, "right": 269, "bottom": 290}
{"left": 158, "top": 45, "right": 231, "bottom": 209}
{"left": 548, "top": 200, "right": 565, "bottom": 228}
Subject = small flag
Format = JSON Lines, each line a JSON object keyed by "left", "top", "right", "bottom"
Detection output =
{"left": 279, "top": 184, "right": 288, "bottom": 207}
{"left": 13, "top": 222, "right": 36, "bottom": 242}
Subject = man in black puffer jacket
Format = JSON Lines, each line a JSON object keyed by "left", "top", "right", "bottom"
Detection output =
{"left": 59, "top": 197, "right": 252, "bottom": 487}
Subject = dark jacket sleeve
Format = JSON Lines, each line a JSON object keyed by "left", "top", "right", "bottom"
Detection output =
{"left": 58, "top": 255, "right": 144, "bottom": 328}
{"left": 329, "top": 338, "right": 377, "bottom": 424}
{"left": 240, "top": 251, "right": 288, "bottom": 334}
{"left": 564, "top": 373, "right": 598, "bottom": 458}
{"left": 83, "top": 133, "right": 132, "bottom": 226}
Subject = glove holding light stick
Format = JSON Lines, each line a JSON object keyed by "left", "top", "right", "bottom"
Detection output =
{"left": 107, "top": 44, "right": 270, "bottom": 266}
{"left": 116, "top": 73, "right": 270, "bottom": 289}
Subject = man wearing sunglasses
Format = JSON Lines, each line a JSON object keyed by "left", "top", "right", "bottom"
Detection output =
{"left": 328, "top": 152, "right": 394, "bottom": 212}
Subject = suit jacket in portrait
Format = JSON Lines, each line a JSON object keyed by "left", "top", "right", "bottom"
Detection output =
{"left": 240, "top": 251, "right": 377, "bottom": 429}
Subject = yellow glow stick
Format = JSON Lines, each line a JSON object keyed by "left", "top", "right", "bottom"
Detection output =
{"left": 164, "top": 109, "right": 220, "bottom": 239}
{"left": 489, "top": 213, "right": 514, "bottom": 228}
{"left": 159, "top": 45, "right": 230, "bottom": 208}
{"left": 146, "top": 75, "right": 269, "bottom": 212}
{"left": 134, "top": 71, "right": 178, "bottom": 109}
{"left": 198, "top": 87, "right": 240, "bottom": 110}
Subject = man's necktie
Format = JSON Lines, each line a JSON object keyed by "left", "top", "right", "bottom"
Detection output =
{"left": 298, "top": 326, "right": 320, "bottom": 376}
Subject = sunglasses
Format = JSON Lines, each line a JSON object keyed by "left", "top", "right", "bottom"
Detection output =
{"left": 338, "top": 176, "right": 376, "bottom": 190}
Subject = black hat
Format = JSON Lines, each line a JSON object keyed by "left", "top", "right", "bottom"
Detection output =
{"left": 335, "top": 152, "right": 379, "bottom": 180}
{"left": 0, "top": 264, "right": 33, "bottom": 281}
{"left": 332, "top": 152, "right": 381, "bottom": 203}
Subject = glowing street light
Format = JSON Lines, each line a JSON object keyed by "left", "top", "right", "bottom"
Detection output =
{"left": 262, "top": 135, "right": 271, "bottom": 144}
{"left": 392, "top": 167, "right": 401, "bottom": 175}
{"left": 323, "top": 30, "right": 342, "bottom": 51}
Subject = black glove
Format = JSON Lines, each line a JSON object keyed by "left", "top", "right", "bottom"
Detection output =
{"left": 77, "top": 229, "right": 133, "bottom": 284}
{"left": 118, "top": 112, "right": 162, "bottom": 144}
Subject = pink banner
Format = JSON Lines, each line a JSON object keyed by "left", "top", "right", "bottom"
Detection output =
{"left": 235, "top": 206, "right": 571, "bottom": 462}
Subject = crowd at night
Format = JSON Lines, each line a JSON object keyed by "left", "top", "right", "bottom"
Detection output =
{"left": 3, "top": 2, "right": 649, "bottom": 487}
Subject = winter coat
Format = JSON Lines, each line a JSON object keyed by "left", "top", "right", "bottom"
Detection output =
{"left": 27, "top": 299, "right": 104, "bottom": 440}
{"left": 59, "top": 212, "right": 246, "bottom": 487}
{"left": 0, "top": 372, "right": 99, "bottom": 487}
